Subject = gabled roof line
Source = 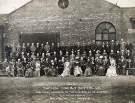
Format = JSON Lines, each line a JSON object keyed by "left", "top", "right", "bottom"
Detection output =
{"left": 105, "top": 0, "right": 135, "bottom": 8}
{"left": 9, "top": 0, "right": 33, "bottom": 15}
{"left": 0, "top": 0, "right": 33, "bottom": 15}
{"left": 105, "top": 0, "right": 120, "bottom": 8}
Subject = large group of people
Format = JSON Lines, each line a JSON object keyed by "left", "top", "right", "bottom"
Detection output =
{"left": 1, "top": 39, "right": 134, "bottom": 77}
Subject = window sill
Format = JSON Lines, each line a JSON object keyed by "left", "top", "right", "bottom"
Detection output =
{"left": 128, "top": 29, "right": 135, "bottom": 33}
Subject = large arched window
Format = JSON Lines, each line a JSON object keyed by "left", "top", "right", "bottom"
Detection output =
{"left": 95, "top": 22, "right": 116, "bottom": 44}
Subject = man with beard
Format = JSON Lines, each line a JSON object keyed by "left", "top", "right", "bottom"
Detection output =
{"left": 11, "top": 41, "right": 17, "bottom": 60}
{"left": 57, "top": 57, "right": 65, "bottom": 75}
{"left": 118, "top": 56, "right": 127, "bottom": 75}
{"left": 80, "top": 56, "right": 86, "bottom": 75}
{"left": 96, "top": 56, "right": 106, "bottom": 76}
{"left": 26, "top": 53, "right": 31, "bottom": 62}
{"left": 85, "top": 41, "right": 91, "bottom": 55}
{"left": 46, "top": 51, "right": 51, "bottom": 62}
{"left": 115, "top": 50, "right": 121, "bottom": 73}
{"left": 16, "top": 44, "right": 22, "bottom": 59}
{"left": 16, "top": 59, "right": 23, "bottom": 77}
{"left": 47, "top": 60, "right": 57, "bottom": 77}
{"left": 115, "top": 41, "right": 121, "bottom": 52}
{"left": 10, "top": 59, "right": 16, "bottom": 77}
{"left": 69, "top": 50, "right": 75, "bottom": 75}
{"left": 25, "top": 61, "right": 34, "bottom": 78}
{"left": 125, "top": 50, "right": 132, "bottom": 69}
{"left": 103, "top": 56, "right": 109, "bottom": 74}
{"left": 90, "top": 40, "right": 97, "bottom": 56}
{"left": 40, "top": 43, "right": 45, "bottom": 54}
{"left": 56, "top": 42, "right": 61, "bottom": 54}
{"left": 30, "top": 43, "right": 36, "bottom": 54}
{"left": 44, "top": 42, "right": 50, "bottom": 52}
{"left": 22, "top": 57, "right": 27, "bottom": 77}
{"left": 105, "top": 42, "right": 111, "bottom": 55}
{"left": 35, "top": 43, "right": 41, "bottom": 54}
{"left": 75, "top": 42, "right": 81, "bottom": 55}
{"left": 31, "top": 52, "right": 36, "bottom": 60}
{"left": 110, "top": 40, "right": 115, "bottom": 51}
{"left": 44, "top": 58, "right": 51, "bottom": 76}
{"left": 125, "top": 41, "right": 133, "bottom": 54}
{"left": 120, "top": 38, "right": 126, "bottom": 51}
{"left": 102, "top": 50, "right": 108, "bottom": 58}
{"left": 40, "top": 58, "right": 46, "bottom": 76}
{"left": 51, "top": 51, "right": 57, "bottom": 60}
{"left": 84, "top": 57, "right": 93, "bottom": 77}
{"left": 101, "top": 42, "right": 106, "bottom": 53}
{"left": 110, "top": 50, "right": 115, "bottom": 58}
{"left": 5, "top": 44, "right": 12, "bottom": 61}
{"left": 88, "top": 50, "right": 93, "bottom": 59}
{"left": 97, "top": 42, "right": 102, "bottom": 52}
{"left": 50, "top": 42, "right": 56, "bottom": 53}
{"left": 81, "top": 41, "right": 86, "bottom": 54}
{"left": 26, "top": 43, "right": 31, "bottom": 54}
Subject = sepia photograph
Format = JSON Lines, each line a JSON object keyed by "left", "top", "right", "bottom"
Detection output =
{"left": 0, "top": 0, "right": 135, "bottom": 103}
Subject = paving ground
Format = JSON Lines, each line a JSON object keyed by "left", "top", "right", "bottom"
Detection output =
{"left": 0, "top": 76, "right": 135, "bottom": 103}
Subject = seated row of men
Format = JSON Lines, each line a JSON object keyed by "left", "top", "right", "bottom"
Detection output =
{"left": 1, "top": 39, "right": 134, "bottom": 77}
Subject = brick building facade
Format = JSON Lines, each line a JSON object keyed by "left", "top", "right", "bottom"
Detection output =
{"left": 0, "top": 0, "right": 134, "bottom": 61}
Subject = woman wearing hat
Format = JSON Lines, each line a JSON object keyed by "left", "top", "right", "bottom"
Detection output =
{"left": 96, "top": 55, "right": 106, "bottom": 76}
{"left": 74, "top": 60, "right": 82, "bottom": 77}
{"left": 84, "top": 57, "right": 92, "bottom": 77}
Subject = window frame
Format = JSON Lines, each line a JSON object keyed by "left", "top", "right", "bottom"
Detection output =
{"left": 95, "top": 22, "right": 116, "bottom": 44}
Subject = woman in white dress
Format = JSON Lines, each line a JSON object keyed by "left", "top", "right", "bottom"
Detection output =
{"left": 61, "top": 59, "right": 71, "bottom": 77}
{"left": 106, "top": 56, "right": 117, "bottom": 77}
{"left": 74, "top": 61, "right": 82, "bottom": 77}
{"left": 35, "top": 60, "right": 41, "bottom": 77}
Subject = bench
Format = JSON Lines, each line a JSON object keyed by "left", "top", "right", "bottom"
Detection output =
{"left": 126, "top": 68, "right": 135, "bottom": 75}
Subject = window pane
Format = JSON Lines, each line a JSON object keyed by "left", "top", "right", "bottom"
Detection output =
{"left": 109, "top": 33, "right": 115, "bottom": 40}
{"left": 96, "top": 28, "right": 102, "bottom": 34}
{"left": 106, "top": 23, "right": 111, "bottom": 29}
{"left": 95, "top": 22, "right": 116, "bottom": 43}
{"left": 96, "top": 34, "right": 102, "bottom": 40}
{"left": 109, "top": 27, "right": 115, "bottom": 32}
{"left": 132, "top": 21, "right": 135, "bottom": 29}
{"left": 103, "top": 34, "right": 108, "bottom": 40}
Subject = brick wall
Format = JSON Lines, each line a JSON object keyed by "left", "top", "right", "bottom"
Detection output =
{"left": 0, "top": 15, "right": 8, "bottom": 61}
{"left": 8, "top": 0, "right": 122, "bottom": 45}
{"left": 122, "top": 8, "right": 135, "bottom": 53}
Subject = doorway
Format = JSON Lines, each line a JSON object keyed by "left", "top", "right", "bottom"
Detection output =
{"left": 0, "top": 25, "right": 4, "bottom": 61}
{"left": 20, "top": 32, "right": 60, "bottom": 45}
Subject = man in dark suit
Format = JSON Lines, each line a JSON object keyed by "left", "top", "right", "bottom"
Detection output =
{"left": 90, "top": 40, "right": 97, "bottom": 56}
{"left": 110, "top": 40, "right": 115, "bottom": 51}
{"left": 115, "top": 40, "right": 120, "bottom": 52}
{"left": 5, "top": 44, "right": 12, "bottom": 61}
{"left": 30, "top": 43, "right": 36, "bottom": 54}
{"left": 35, "top": 43, "right": 41, "bottom": 54}
{"left": 118, "top": 56, "right": 127, "bottom": 75}
{"left": 101, "top": 42, "right": 106, "bottom": 53}
{"left": 125, "top": 41, "right": 133, "bottom": 54}
{"left": 75, "top": 42, "right": 81, "bottom": 55}
{"left": 105, "top": 42, "right": 111, "bottom": 55}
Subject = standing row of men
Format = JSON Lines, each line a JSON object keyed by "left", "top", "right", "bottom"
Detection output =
{"left": 1, "top": 39, "right": 134, "bottom": 77}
